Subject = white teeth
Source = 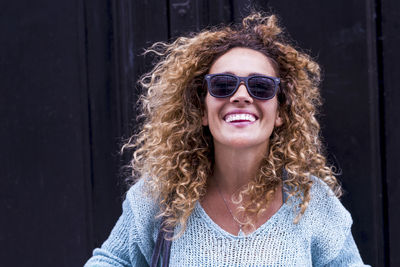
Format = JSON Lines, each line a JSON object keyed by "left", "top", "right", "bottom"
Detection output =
{"left": 225, "top": 113, "right": 256, "bottom": 123}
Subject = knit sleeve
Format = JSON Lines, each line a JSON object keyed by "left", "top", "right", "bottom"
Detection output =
{"left": 309, "top": 179, "right": 369, "bottom": 267}
{"left": 84, "top": 190, "right": 149, "bottom": 267}
{"left": 324, "top": 231, "right": 370, "bottom": 267}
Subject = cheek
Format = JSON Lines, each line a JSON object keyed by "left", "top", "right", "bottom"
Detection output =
{"left": 261, "top": 100, "right": 279, "bottom": 117}
{"left": 203, "top": 95, "right": 223, "bottom": 123}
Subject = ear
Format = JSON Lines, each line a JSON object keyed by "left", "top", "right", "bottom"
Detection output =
{"left": 274, "top": 111, "right": 283, "bottom": 127}
{"left": 202, "top": 111, "right": 208, "bottom": 126}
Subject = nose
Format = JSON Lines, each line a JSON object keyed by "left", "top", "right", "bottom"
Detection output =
{"left": 230, "top": 82, "right": 253, "bottom": 104}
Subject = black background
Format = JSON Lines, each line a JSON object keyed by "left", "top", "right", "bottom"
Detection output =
{"left": 1, "top": 0, "right": 398, "bottom": 266}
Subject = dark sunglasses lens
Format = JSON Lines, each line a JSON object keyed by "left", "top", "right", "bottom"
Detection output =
{"left": 209, "top": 75, "right": 237, "bottom": 97}
{"left": 248, "top": 77, "right": 276, "bottom": 99}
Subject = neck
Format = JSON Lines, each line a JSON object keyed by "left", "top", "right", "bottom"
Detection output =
{"left": 211, "top": 142, "right": 268, "bottom": 195}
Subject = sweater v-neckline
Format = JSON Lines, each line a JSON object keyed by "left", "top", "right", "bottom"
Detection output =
{"left": 195, "top": 200, "right": 289, "bottom": 239}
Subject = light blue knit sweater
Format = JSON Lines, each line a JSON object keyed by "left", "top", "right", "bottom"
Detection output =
{"left": 85, "top": 178, "right": 369, "bottom": 266}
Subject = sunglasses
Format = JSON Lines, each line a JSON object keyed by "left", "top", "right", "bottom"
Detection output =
{"left": 204, "top": 73, "right": 280, "bottom": 100}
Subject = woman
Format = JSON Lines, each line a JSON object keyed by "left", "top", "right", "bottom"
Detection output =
{"left": 85, "top": 13, "right": 368, "bottom": 266}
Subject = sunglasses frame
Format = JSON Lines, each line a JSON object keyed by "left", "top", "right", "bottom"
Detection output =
{"left": 204, "top": 73, "right": 280, "bottom": 100}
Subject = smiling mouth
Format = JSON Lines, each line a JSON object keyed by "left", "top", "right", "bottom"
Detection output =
{"left": 224, "top": 113, "right": 257, "bottom": 123}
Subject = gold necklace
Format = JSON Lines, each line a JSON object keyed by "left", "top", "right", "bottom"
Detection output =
{"left": 215, "top": 182, "right": 245, "bottom": 237}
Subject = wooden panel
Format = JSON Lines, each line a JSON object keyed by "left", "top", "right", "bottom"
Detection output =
{"left": 113, "top": 0, "right": 169, "bottom": 125}
{"left": 87, "top": 0, "right": 170, "bottom": 249}
{"left": 84, "top": 0, "right": 125, "bottom": 249}
{"left": 381, "top": 0, "right": 400, "bottom": 265}
{"left": 169, "top": 0, "right": 231, "bottom": 38}
{"left": 231, "top": 0, "right": 255, "bottom": 22}
{"left": 0, "top": 0, "right": 92, "bottom": 266}
{"left": 206, "top": 0, "right": 232, "bottom": 26}
{"left": 169, "top": 0, "right": 206, "bottom": 37}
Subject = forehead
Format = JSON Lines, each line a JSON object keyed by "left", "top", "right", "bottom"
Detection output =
{"left": 209, "top": 47, "right": 276, "bottom": 77}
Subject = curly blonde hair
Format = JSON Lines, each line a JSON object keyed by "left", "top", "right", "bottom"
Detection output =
{"left": 123, "top": 12, "right": 341, "bottom": 236}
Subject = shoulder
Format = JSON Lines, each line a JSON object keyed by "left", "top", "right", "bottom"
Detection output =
{"left": 304, "top": 176, "right": 356, "bottom": 264}
{"left": 306, "top": 176, "right": 351, "bottom": 226}
{"left": 125, "top": 178, "right": 161, "bottom": 251}
{"left": 125, "top": 177, "right": 161, "bottom": 225}
{"left": 125, "top": 178, "right": 156, "bottom": 206}
{"left": 85, "top": 179, "right": 161, "bottom": 266}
